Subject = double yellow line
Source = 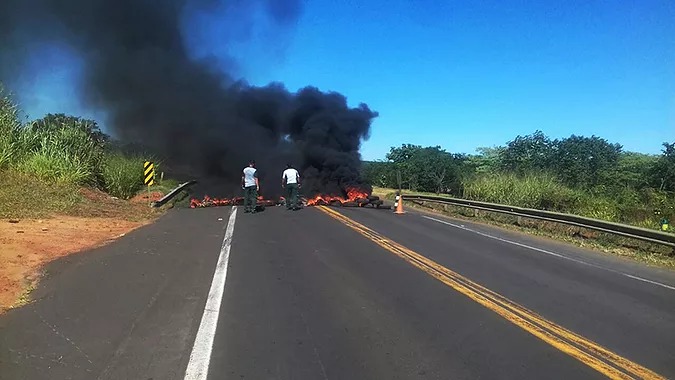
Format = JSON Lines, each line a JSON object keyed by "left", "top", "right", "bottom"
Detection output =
{"left": 318, "top": 206, "right": 665, "bottom": 380}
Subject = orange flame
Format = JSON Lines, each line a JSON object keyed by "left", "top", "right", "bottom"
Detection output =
{"left": 190, "top": 195, "right": 279, "bottom": 208}
{"left": 306, "top": 187, "right": 370, "bottom": 206}
{"left": 190, "top": 188, "right": 371, "bottom": 208}
{"left": 190, "top": 195, "right": 234, "bottom": 208}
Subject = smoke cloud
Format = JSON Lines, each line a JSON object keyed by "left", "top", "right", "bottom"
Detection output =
{"left": 0, "top": 0, "right": 377, "bottom": 197}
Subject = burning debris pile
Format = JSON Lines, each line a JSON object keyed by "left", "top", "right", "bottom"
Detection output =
{"left": 190, "top": 196, "right": 279, "bottom": 209}
{"left": 190, "top": 187, "right": 389, "bottom": 209}
{"left": 306, "top": 188, "right": 386, "bottom": 208}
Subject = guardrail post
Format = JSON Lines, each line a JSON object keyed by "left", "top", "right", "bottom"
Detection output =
{"left": 151, "top": 180, "right": 197, "bottom": 208}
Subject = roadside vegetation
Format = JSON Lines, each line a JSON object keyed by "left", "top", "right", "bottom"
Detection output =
{"left": 364, "top": 132, "right": 675, "bottom": 263}
{"left": 1, "top": 83, "right": 189, "bottom": 312}
{"left": 0, "top": 84, "right": 177, "bottom": 219}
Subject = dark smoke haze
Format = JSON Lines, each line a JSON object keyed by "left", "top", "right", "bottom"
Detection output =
{"left": 0, "top": 0, "right": 377, "bottom": 197}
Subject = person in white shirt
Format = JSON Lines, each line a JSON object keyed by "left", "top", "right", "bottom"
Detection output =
{"left": 282, "top": 164, "right": 301, "bottom": 210}
{"left": 241, "top": 160, "right": 259, "bottom": 213}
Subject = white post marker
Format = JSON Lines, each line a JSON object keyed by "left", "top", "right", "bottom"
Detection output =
{"left": 184, "top": 207, "right": 238, "bottom": 380}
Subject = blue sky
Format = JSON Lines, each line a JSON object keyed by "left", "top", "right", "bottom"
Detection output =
{"left": 16, "top": 0, "right": 675, "bottom": 160}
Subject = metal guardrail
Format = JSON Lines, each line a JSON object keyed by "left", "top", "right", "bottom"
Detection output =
{"left": 151, "top": 180, "right": 197, "bottom": 208}
{"left": 402, "top": 194, "right": 675, "bottom": 249}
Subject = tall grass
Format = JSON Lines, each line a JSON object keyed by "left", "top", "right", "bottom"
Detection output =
{"left": 0, "top": 85, "right": 22, "bottom": 168}
{"left": 101, "top": 152, "right": 145, "bottom": 199}
{"left": 15, "top": 125, "right": 103, "bottom": 185}
{"left": 1, "top": 84, "right": 161, "bottom": 201}
{"left": 463, "top": 172, "right": 674, "bottom": 229}
{"left": 463, "top": 172, "right": 582, "bottom": 212}
{"left": 1, "top": 91, "right": 105, "bottom": 184}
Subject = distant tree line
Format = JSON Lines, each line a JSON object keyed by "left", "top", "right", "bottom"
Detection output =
{"left": 362, "top": 131, "right": 675, "bottom": 195}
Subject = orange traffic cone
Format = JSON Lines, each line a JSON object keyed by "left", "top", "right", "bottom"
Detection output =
{"left": 394, "top": 194, "right": 405, "bottom": 214}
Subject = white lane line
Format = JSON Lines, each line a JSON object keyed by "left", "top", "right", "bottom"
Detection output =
{"left": 422, "top": 215, "right": 675, "bottom": 291}
{"left": 184, "top": 206, "right": 238, "bottom": 380}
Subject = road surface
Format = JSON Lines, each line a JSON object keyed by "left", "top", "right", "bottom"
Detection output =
{"left": 1, "top": 205, "right": 674, "bottom": 379}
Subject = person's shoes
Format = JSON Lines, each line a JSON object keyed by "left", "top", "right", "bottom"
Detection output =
{"left": 244, "top": 209, "right": 251, "bottom": 213}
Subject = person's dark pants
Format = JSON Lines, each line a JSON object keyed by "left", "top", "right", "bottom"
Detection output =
{"left": 286, "top": 183, "right": 299, "bottom": 210}
{"left": 244, "top": 185, "right": 257, "bottom": 212}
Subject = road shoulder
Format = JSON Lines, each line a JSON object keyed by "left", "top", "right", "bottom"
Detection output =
{"left": 0, "top": 207, "right": 231, "bottom": 380}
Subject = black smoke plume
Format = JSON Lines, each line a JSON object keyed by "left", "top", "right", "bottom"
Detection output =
{"left": 0, "top": 0, "right": 377, "bottom": 198}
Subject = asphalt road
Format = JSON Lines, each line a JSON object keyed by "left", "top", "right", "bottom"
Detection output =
{"left": 1, "top": 205, "right": 674, "bottom": 379}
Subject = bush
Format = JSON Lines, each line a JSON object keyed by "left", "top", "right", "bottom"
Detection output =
{"left": 101, "top": 153, "right": 145, "bottom": 199}
{"left": 577, "top": 196, "right": 620, "bottom": 222}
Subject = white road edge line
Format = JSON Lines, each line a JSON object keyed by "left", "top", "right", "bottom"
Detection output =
{"left": 184, "top": 206, "right": 238, "bottom": 380}
{"left": 422, "top": 215, "right": 675, "bottom": 291}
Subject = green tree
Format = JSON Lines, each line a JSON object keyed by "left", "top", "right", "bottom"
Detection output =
{"left": 466, "top": 146, "right": 504, "bottom": 175}
{"left": 31, "top": 113, "right": 108, "bottom": 147}
{"left": 416, "top": 146, "right": 458, "bottom": 193}
{"left": 500, "top": 130, "right": 556, "bottom": 174}
{"left": 361, "top": 160, "right": 396, "bottom": 188}
{"left": 614, "top": 152, "right": 658, "bottom": 189}
{"left": 386, "top": 145, "right": 461, "bottom": 193}
{"left": 553, "top": 135, "right": 622, "bottom": 189}
{"left": 386, "top": 144, "right": 423, "bottom": 190}
{"left": 652, "top": 142, "right": 675, "bottom": 191}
